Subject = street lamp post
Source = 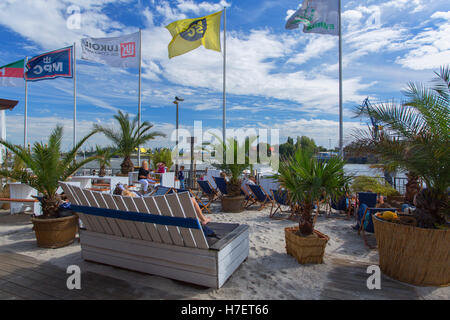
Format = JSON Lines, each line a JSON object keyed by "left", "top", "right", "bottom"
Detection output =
{"left": 173, "top": 96, "right": 184, "bottom": 177}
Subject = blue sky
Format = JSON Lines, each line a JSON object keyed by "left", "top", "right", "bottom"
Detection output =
{"left": 0, "top": 0, "right": 449, "bottom": 150}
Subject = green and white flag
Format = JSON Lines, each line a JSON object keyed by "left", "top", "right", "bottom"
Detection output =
{"left": 0, "top": 59, "right": 25, "bottom": 87}
{"left": 286, "top": 0, "right": 339, "bottom": 36}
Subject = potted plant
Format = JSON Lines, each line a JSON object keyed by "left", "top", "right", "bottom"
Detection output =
{"left": 274, "top": 150, "right": 350, "bottom": 264}
{"left": 353, "top": 66, "right": 449, "bottom": 286}
{"left": 0, "top": 126, "right": 99, "bottom": 248}
{"left": 206, "top": 136, "right": 256, "bottom": 213}
{"left": 95, "top": 145, "right": 114, "bottom": 177}
{"left": 94, "top": 110, "right": 165, "bottom": 175}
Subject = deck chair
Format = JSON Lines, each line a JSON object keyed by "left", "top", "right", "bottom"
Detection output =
{"left": 192, "top": 180, "right": 221, "bottom": 214}
{"left": 357, "top": 192, "right": 377, "bottom": 208}
{"left": 357, "top": 204, "right": 397, "bottom": 249}
{"left": 59, "top": 182, "right": 249, "bottom": 289}
{"left": 197, "top": 180, "right": 220, "bottom": 203}
{"left": 213, "top": 176, "right": 228, "bottom": 196}
{"left": 270, "top": 189, "right": 289, "bottom": 219}
{"left": 248, "top": 184, "right": 274, "bottom": 211}
{"left": 149, "top": 185, "right": 173, "bottom": 196}
{"left": 241, "top": 185, "right": 257, "bottom": 209}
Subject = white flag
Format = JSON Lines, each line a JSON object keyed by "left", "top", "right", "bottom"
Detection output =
{"left": 286, "top": 0, "right": 339, "bottom": 36}
{"left": 81, "top": 32, "right": 140, "bottom": 68}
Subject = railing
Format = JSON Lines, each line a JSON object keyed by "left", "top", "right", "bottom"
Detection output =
{"left": 77, "top": 167, "right": 410, "bottom": 195}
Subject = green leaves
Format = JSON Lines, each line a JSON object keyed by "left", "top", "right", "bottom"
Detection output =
{"left": 353, "top": 66, "right": 449, "bottom": 223}
{"left": 274, "top": 149, "right": 350, "bottom": 211}
{"left": 94, "top": 110, "right": 166, "bottom": 174}
{"left": 0, "top": 125, "right": 98, "bottom": 218}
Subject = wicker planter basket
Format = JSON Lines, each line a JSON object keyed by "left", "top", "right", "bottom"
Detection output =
{"left": 285, "top": 227, "right": 329, "bottom": 264}
{"left": 31, "top": 215, "right": 79, "bottom": 249}
{"left": 221, "top": 195, "right": 245, "bottom": 213}
{"left": 373, "top": 216, "right": 450, "bottom": 286}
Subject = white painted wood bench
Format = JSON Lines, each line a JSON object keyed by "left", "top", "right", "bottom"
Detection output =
{"left": 59, "top": 182, "right": 249, "bottom": 289}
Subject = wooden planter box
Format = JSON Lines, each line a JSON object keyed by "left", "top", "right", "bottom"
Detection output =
{"left": 285, "top": 227, "right": 329, "bottom": 264}
{"left": 373, "top": 216, "right": 450, "bottom": 286}
{"left": 31, "top": 215, "right": 78, "bottom": 249}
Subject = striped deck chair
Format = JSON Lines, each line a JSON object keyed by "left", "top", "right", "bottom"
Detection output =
{"left": 248, "top": 184, "right": 274, "bottom": 211}
{"left": 213, "top": 176, "right": 228, "bottom": 196}
{"left": 59, "top": 182, "right": 249, "bottom": 288}
{"left": 270, "top": 189, "right": 289, "bottom": 219}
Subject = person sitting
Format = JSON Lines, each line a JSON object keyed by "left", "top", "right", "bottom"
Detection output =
{"left": 138, "top": 161, "right": 156, "bottom": 194}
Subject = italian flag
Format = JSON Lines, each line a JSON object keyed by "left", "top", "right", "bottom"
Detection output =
{"left": 0, "top": 59, "right": 25, "bottom": 87}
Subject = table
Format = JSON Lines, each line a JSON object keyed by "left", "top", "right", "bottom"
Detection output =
{"left": 7, "top": 182, "right": 41, "bottom": 215}
{"left": 70, "top": 176, "right": 129, "bottom": 193}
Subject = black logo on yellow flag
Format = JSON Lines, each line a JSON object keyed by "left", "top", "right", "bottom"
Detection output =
{"left": 180, "top": 19, "right": 207, "bottom": 41}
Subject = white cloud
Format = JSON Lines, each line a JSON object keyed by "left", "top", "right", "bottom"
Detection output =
{"left": 287, "top": 36, "right": 337, "bottom": 65}
{"left": 176, "top": 0, "right": 230, "bottom": 15}
{"left": 396, "top": 12, "right": 450, "bottom": 70}
{"left": 5, "top": 114, "right": 174, "bottom": 150}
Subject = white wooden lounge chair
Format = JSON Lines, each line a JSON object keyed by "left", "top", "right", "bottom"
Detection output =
{"left": 59, "top": 182, "right": 249, "bottom": 289}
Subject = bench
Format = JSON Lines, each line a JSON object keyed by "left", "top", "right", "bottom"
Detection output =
{"left": 59, "top": 182, "right": 249, "bottom": 288}
{"left": 0, "top": 197, "right": 42, "bottom": 215}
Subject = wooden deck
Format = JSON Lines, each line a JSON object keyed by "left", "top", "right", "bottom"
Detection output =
{"left": 0, "top": 252, "right": 184, "bottom": 300}
{"left": 0, "top": 251, "right": 424, "bottom": 300}
{"left": 321, "top": 258, "right": 419, "bottom": 300}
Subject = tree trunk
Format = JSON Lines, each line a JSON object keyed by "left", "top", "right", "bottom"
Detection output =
{"left": 299, "top": 201, "right": 314, "bottom": 236}
{"left": 99, "top": 165, "right": 106, "bottom": 177}
{"left": 120, "top": 156, "right": 135, "bottom": 175}
{"left": 405, "top": 172, "right": 420, "bottom": 204}
{"left": 41, "top": 194, "right": 61, "bottom": 219}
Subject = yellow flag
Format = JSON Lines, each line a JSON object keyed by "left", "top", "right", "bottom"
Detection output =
{"left": 166, "top": 11, "right": 222, "bottom": 59}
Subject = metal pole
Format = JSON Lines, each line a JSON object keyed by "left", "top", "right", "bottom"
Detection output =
{"left": 190, "top": 137, "right": 194, "bottom": 188}
{"left": 24, "top": 56, "right": 28, "bottom": 148}
{"left": 175, "top": 101, "right": 179, "bottom": 176}
{"left": 222, "top": 7, "right": 227, "bottom": 144}
{"left": 137, "top": 29, "right": 142, "bottom": 167}
{"left": 338, "top": 0, "right": 344, "bottom": 157}
{"left": 73, "top": 43, "right": 77, "bottom": 148}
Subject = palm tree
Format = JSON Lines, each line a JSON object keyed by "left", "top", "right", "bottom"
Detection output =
{"left": 94, "top": 111, "right": 166, "bottom": 175}
{"left": 274, "top": 150, "right": 350, "bottom": 236}
{"left": 0, "top": 126, "right": 99, "bottom": 219}
{"left": 95, "top": 145, "right": 114, "bottom": 177}
{"left": 206, "top": 135, "right": 257, "bottom": 196}
{"left": 353, "top": 66, "right": 449, "bottom": 228}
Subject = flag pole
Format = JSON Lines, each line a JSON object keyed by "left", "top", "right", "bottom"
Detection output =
{"left": 222, "top": 7, "right": 227, "bottom": 144}
{"left": 73, "top": 43, "right": 77, "bottom": 148}
{"left": 338, "top": 0, "right": 343, "bottom": 157}
{"left": 137, "top": 28, "right": 142, "bottom": 166}
{"left": 24, "top": 56, "right": 28, "bottom": 148}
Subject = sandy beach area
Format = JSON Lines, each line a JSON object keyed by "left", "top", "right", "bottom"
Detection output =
{"left": 0, "top": 204, "right": 448, "bottom": 300}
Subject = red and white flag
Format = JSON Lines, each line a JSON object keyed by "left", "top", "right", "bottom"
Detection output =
{"left": 0, "top": 59, "right": 24, "bottom": 87}
{"left": 81, "top": 32, "right": 140, "bottom": 68}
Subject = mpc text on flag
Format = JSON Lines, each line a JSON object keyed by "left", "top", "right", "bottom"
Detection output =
{"left": 166, "top": 11, "right": 222, "bottom": 59}
{"left": 286, "top": 0, "right": 339, "bottom": 36}
{"left": 25, "top": 47, "right": 73, "bottom": 81}
{"left": 81, "top": 32, "right": 140, "bottom": 68}
{"left": 0, "top": 59, "right": 24, "bottom": 87}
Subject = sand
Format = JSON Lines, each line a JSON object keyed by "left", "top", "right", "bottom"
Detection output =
{"left": 0, "top": 204, "right": 448, "bottom": 300}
